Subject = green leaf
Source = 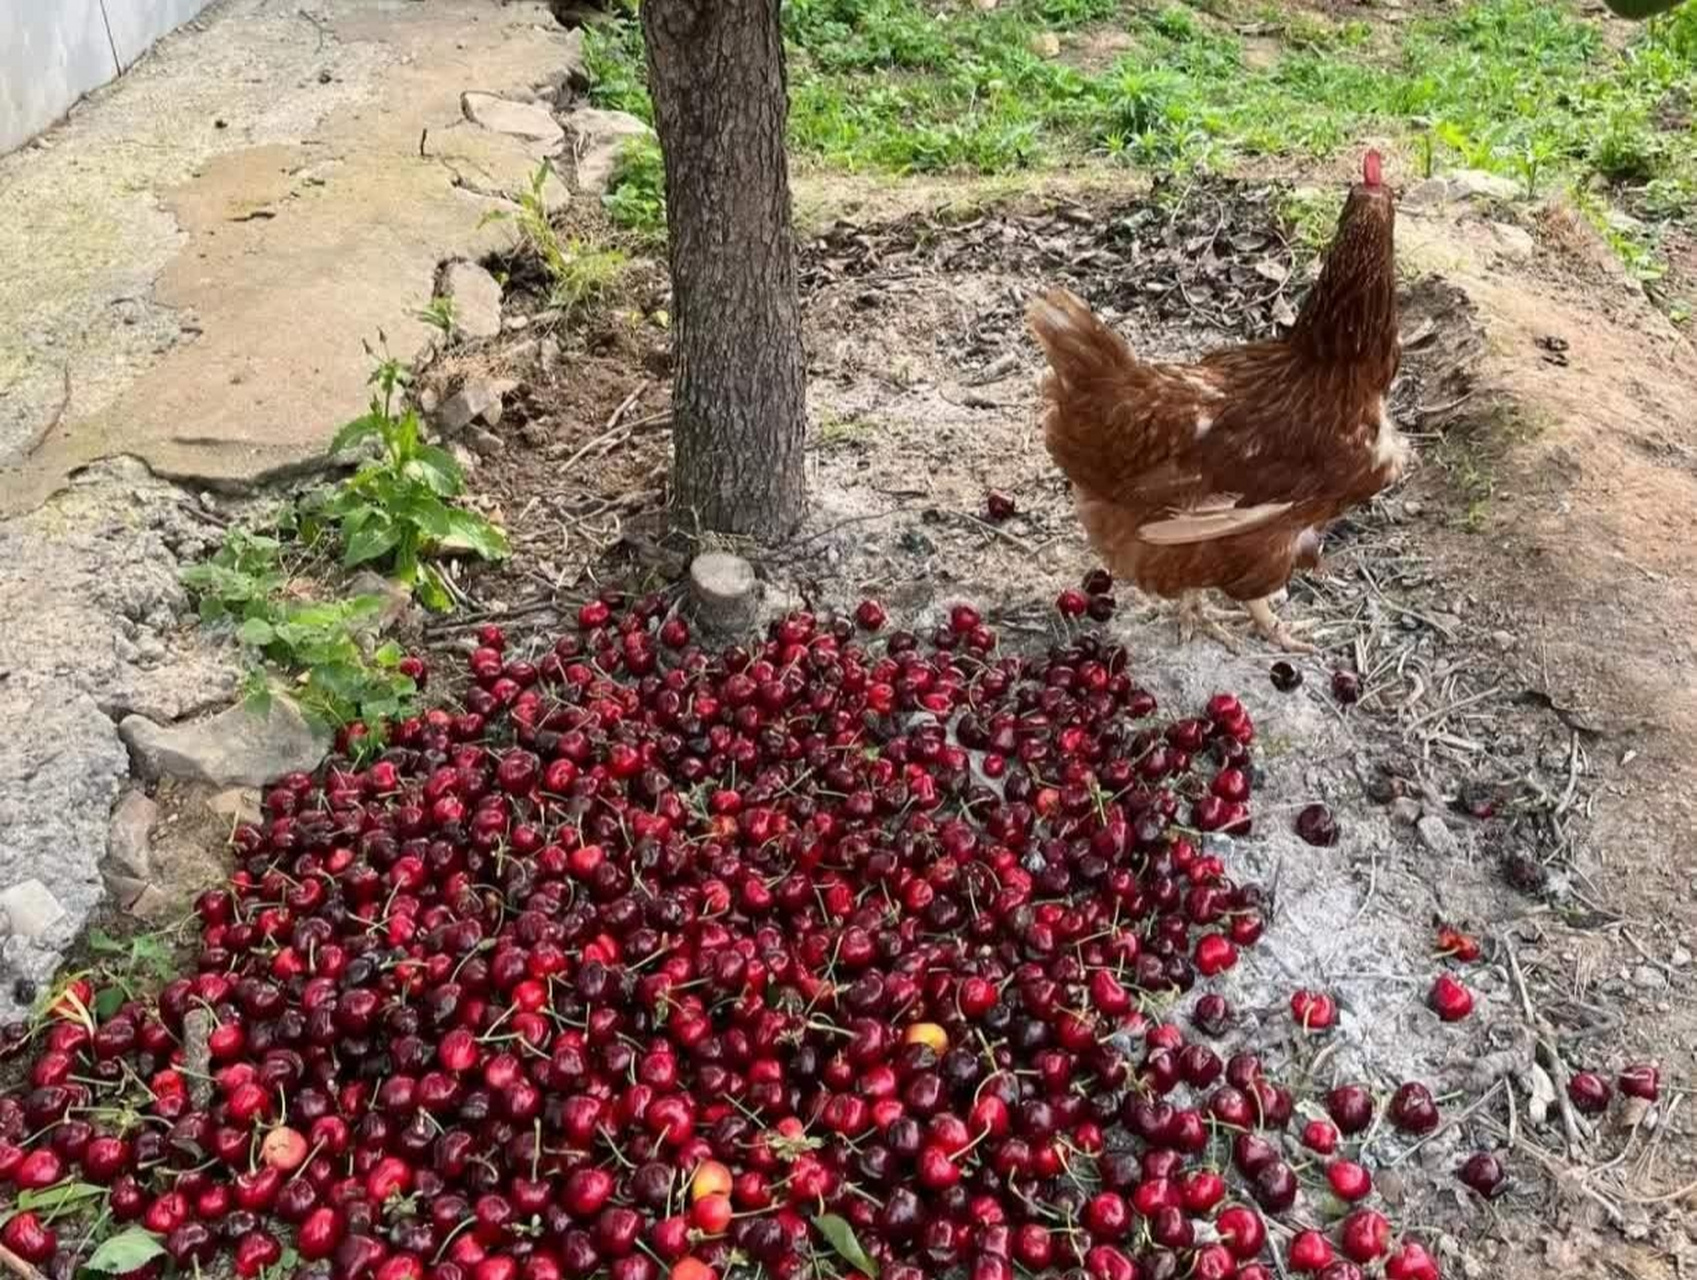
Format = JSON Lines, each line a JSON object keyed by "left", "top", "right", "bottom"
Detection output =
{"left": 93, "top": 986, "right": 126, "bottom": 1020}
{"left": 396, "top": 492, "right": 453, "bottom": 540}
{"left": 85, "top": 1228, "right": 166, "bottom": 1274}
{"left": 343, "top": 523, "right": 401, "bottom": 568}
{"left": 373, "top": 640, "right": 404, "bottom": 668}
{"left": 410, "top": 445, "right": 464, "bottom": 495}
{"left": 329, "top": 413, "right": 384, "bottom": 457}
{"left": 242, "top": 672, "right": 275, "bottom": 718}
{"left": 88, "top": 929, "right": 125, "bottom": 955}
{"left": 438, "top": 509, "right": 510, "bottom": 561}
{"left": 416, "top": 569, "right": 454, "bottom": 614}
{"left": 813, "top": 1214, "right": 877, "bottom": 1279}
{"left": 237, "top": 617, "right": 276, "bottom": 648}
{"left": 18, "top": 1182, "right": 107, "bottom": 1215}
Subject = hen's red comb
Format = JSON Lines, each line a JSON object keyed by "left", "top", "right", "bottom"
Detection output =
{"left": 1363, "top": 149, "right": 1384, "bottom": 187}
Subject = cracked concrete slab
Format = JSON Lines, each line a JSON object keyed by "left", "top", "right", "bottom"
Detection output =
{"left": 0, "top": 0, "right": 583, "bottom": 516}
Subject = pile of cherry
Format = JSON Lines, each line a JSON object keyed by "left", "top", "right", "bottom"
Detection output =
{"left": 0, "top": 592, "right": 1657, "bottom": 1280}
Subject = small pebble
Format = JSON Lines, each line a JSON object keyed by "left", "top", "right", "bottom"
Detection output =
{"left": 1417, "top": 815, "right": 1460, "bottom": 857}
{"left": 1632, "top": 965, "right": 1668, "bottom": 991}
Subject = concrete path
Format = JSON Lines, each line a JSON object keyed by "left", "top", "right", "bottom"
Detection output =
{"left": 0, "top": 0, "right": 582, "bottom": 516}
{"left": 0, "top": 0, "right": 590, "bottom": 1016}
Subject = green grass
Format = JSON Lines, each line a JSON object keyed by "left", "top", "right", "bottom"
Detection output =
{"left": 583, "top": 0, "right": 1697, "bottom": 276}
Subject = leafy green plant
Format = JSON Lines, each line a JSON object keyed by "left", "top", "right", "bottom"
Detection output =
{"left": 484, "top": 162, "right": 628, "bottom": 311}
{"left": 181, "top": 526, "right": 421, "bottom": 734}
{"left": 603, "top": 135, "right": 668, "bottom": 238}
{"left": 416, "top": 295, "right": 457, "bottom": 339}
{"left": 1590, "top": 111, "right": 1663, "bottom": 184}
{"left": 309, "top": 351, "right": 508, "bottom": 611}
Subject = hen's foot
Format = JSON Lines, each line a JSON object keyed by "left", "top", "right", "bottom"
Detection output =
{"left": 1174, "top": 593, "right": 1243, "bottom": 652}
{"left": 1245, "top": 597, "right": 1316, "bottom": 654}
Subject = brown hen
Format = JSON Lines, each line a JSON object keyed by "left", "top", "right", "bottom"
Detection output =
{"left": 1028, "top": 152, "right": 1403, "bottom": 652}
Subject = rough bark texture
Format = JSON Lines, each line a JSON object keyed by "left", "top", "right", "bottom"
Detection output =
{"left": 642, "top": 0, "right": 807, "bottom": 541}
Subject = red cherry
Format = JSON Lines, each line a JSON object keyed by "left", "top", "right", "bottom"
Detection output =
{"left": 1289, "top": 1230, "right": 1333, "bottom": 1273}
{"left": 1428, "top": 974, "right": 1474, "bottom": 1021}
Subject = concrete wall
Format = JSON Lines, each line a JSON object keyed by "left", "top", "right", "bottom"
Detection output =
{"left": 0, "top": 0, "right": 216, "bottom": 155}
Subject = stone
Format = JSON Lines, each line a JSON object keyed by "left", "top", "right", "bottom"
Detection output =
{"left": 1488, "top": 221, "right": 1535, "bottom": 260}
{"left": 689, "top": 552, "right": 760, "bottom": 636}
{"left": 441, "top": 261, "right": 503, "bottom": 340}
{"left": 1450, "top": 169, "right": 1519, "bottom": 202}
{"left": 0, "top": 686, "right": 129, "bottom": 1020}
{"left": 0, "top": 880, "right": 67, "bottom": 940}
{"left": 468, "top": 428, "right": 506, "bottom": 456}
{"left": 460, "top": 92, "right": 565, "bottom": 147}
{"left": 1401, "top": 177, "right": 1451, "bottom": 209}
{"left": 563, "top": 107, "right": 653, "bottom": 196}
{"left": 538, "top": 336, "right": 561, "bottom": 370}
{"left": 207, "top": 786, "right": 261, "bottom": 820}
{"left": 346, "top": 570, "right": 419, "bottom": 637}
{"left": 1416, "top": 815, "right": 1460, "bottom": 858}
{"left": 1671, "top": 946, "right": 1691, "bottom": 968}
{"left": 1632, "top": 964, "right": 1669, "bottom": 990}
{"left": 103, "top": 873, "right": 150, "bottom": 911}
{"left": 119, "top": 697, "right": 330, "bottom": 789}
{"left": 128, "top": 884, "right": 174, "bottom": 922}
{"left": 436, "top": 378, "right": 503, "bottom": 434}
{"left": 1389, "top": 797, "right": 1422, "bottom": 827}
{"left": 183, "top": 1008, "right": 215, "bottom": 1108}
{"left": 1029, "top": 31, "right": 1061, "bottom": 57}
{"left": 107, "top": 789, "right": 158, "bottom": 879}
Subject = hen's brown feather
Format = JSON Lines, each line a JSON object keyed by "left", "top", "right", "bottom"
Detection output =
{"left": 1028, "top": 175, "right": 1400, "bottom": 606}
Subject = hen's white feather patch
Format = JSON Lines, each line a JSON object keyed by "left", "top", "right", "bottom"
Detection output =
{"left": 1137, "top": 500, "right": 1295, "bottom": 545}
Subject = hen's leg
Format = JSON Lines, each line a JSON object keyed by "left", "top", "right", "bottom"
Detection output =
{"left": 1244, "top": 597, "right": 1317, "bottom": 655}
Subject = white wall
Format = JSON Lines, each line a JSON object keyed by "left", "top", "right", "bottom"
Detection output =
{"left": 0, "top": 0, "right": 216, "bottom": 155}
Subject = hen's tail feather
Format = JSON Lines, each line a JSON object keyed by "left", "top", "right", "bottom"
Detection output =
{"left": 1026, "top": 289, "right": 1135, "bottom": 395}
{"left": 1027, "top": 288, "right": 1143, "bottom": 493}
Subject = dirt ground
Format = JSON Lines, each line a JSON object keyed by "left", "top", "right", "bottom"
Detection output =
{"left": 427, "top": 171, "right": 1697, "bottom": 1276}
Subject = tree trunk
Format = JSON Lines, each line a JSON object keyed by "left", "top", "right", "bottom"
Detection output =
{"left": 642, "top": 0, "right": 807, "bottom": 542}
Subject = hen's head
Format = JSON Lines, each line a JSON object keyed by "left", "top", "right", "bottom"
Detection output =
{"left": 1343, "top": 148, "right": 1395, "bottom": 222}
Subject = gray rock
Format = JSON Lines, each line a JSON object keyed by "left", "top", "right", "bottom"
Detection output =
{"left": 563, "top": 107, "right": 653, "bottom": 195}
{"left": 1451, "top": 169, "right": 1520, "bottom": 201}
{"left": 1416, "top": 815, "right": 1461, "bottom": 858}
{"left": 1401, "top": 177, "right": 1451, "bottom": 209}
{"left": 120, "top": 697, "right": 330, "bottom": 788}
{"left": 128, "top": 884, "right": 174, "bottom": 923}
{"left": 0, "top": 688, "right": 129, "bottom": 1019}
{"left": 0, "top": 880, "right": 68, "bottom": 939}
{"left": 1632, "top": 965, "right": 1669, "bottom": 991}
{"left": 107, "top": 789, "right": 158, "bottom": 879}
{"left": 689, "top": 552, "right": 759, "bottom": 635}
{"left": 436, "top": 378, "right": 503, "bottom": 435}
{"left": 1672, "top": 946, "right": 1691, "bottom": 968}
{"left": 0, "top": 464, "right": 239, "bottom": 1020}
{"left": 206, "top": 787, "right": 262, "bottom": 826}
{"left": 1488, "top": 221, "right": 1535, "bottom": 261}
{"left": 346, "top": 570, "right": 419, "bottom": 638}
{"left": 441, "top": 261, "right": 503, "bottom": 341}
{"left": 1389, "top": 797, "right": 1422, "bottom": 826}
{"left": 468, "top": 428, "right": 507, "bottom": 456}
{"left": 103, "top": 872, "right": 150, "bottom": 912}
{"left": 461, "top": 92, "right": 565, "bottom": 147}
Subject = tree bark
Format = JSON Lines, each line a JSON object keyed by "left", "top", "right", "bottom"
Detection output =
{"left": 642, "top": 0, "right": 807, "bottom": 542}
